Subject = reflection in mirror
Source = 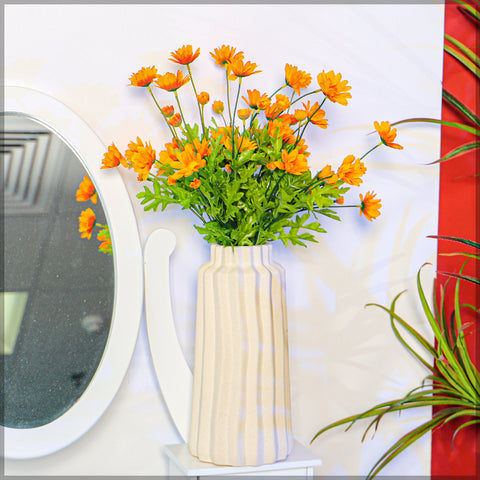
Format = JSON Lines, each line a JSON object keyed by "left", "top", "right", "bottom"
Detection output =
{"left": 1, "top": 114, "right": 114, "bottom": 428}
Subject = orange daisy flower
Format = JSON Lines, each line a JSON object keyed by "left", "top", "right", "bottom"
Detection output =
{"left": 285, "top": 64, "right": 312, "bottom": 95}
{"left": 242, "top": 89, "right": 270, "bottom": 110}
{"left": 78, "top": 208, "right": 96, "bottom": 240}
{"left": 374, "top": 121, "right": 403, "bottom": 149}
{"left": 317, "top": 70, "right": 352, "bottom": 106}
{"left": 155, "top": 70, "right": 190, "bottom": 91}
{"left": 210, "top": 45, "right": 244, "bottom": 66}
{"left": 169, "top": 45, "right": 200, "bottom": 65}
{"left": 76, "top": 175, "right": 98, "bottom": 204}
{"left": 125, "top": 137, "right": 156, "bottom": 181}
{"left": 274, "top": 94, "right": 291, "bottom": 111}
{"left": 267, "top": 149, "right": 309, "bottom": 175}
{"left": 267, "top": 119, "right": 296, "bottom": 144}
{"left": 302, "top": 101, "right": 328, "bottom": 128}
{"left": 318, "top": 165, "right": 339, "bottom": 185}
{"left": 337, "top": 155, "right": 367, "bottom": 186}
{"left": 192, "top": 138, "right": 212, "bottom": 157}
{"left": 224, "top": 135, "right": 257, "bottom": 153}
{"left": 190, "top": 178, "right": 201, "bottom": 189}
{"left": 128, "top": 66, "right": 158, "bottom": 87}
{"left": 360, "top": 191, "right": 382, "bottom": 221}
{"left": 228, "top": 58, "right": 261, "bottom": 78}
{"left": 264, "top": 103, "right": 284, "bottom": 121}
{"left": 101, "top": 143, "right": 128, "bottom": 169}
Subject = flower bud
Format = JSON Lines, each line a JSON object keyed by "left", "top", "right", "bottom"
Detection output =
{"left": 237, "top": 108, "right": 252, "bottom": 120}
{"left": 161, "top": 105, "right": 175, "bottom": 117}
{"left": 168, "top": 113, "right": 182, "bottom": 127}
{"left": 197, "top": 92, "right": 210, "bottom": 105}
{"left": 212, "top": 100, "right": 224, "bottom": 114}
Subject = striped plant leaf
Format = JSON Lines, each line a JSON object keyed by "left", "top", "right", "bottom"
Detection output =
{"left": 442, "top": 89, "right": 480, "bottom": 126}
{"left": 445, "top": 43, "right": 480, "bottom": 79}
{"left": 390, "top": 117, "right": 480, "bottom": 136}
{"left": 445, "top": 34, "right": 480, "bottom": 69}
{"left": 428, "top": 141, "right": 480, "bottom": 164}
{"left": 428, "top": 235, "right": 480, "bottom": 250}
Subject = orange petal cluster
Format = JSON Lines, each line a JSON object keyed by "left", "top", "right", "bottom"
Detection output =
{"left": 101, "top": 143, "right": 128, "bottom": 169}
{"left": 337, "top": 155, "right": 367, "bottom": 186}
{"left": 242, "top": 89, "right": 270, "bottom": 110}
{"left": 317, "top": 70, "right": 352, "bottom": 106}
{"left": 374, "top": 121, "right": 403, "bottom": 149}
{"left": 169, "top": 45, "right": 200, "bottom": 65}
{"left": 302, "top": 101, "right": 328, "bottom": 128}
{"left": 128, "top": 66, "right": 158, "bottom": 87}
{"left": 267, "top": 119, "right": 296, "bottom": 145}
{"left": 197, "top": 91, "right": 210, "bottom": 105}
{"left": 210, "top": 45, "right": 244, "bottom": 66}
{"left": 155, "top": 70, "right": 190, "bottom": 91}
{"left": 267, "top": 149, "right": 309, "bottom": 175}
{"left": 78, "top": 208, "right": 96, "bottom": 239}
{"left": 360, "top": 191, "right": 382, "bottom": 221}
{"left": 228, "top": 58, "right": 261, "bottom": 78}
{"left": 125, "top": 137, "right": 156, "bottom": 181}
{"left": 285, "top": 64, "right": 312, "bottom": 95}
{"left": 318, "top": 165, "right": 339, "bottom": 185}
{"left": 76, "top": 175, "right": 98, "bottom": 204}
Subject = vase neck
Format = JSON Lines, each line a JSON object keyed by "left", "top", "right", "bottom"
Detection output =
{"left": 210, "top": 244, "right": 272, "bottom": 266}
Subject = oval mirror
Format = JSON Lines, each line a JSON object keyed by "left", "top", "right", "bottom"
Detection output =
{"left": 2, "top": 86, "right": 143, "bottom": 459}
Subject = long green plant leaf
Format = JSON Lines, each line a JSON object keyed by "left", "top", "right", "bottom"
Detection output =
{"left": 444, "top": 43, "right": 480, "bottom": 79}
{"left": 445, "top": 34, "right": 480, "bottom": 69}
{"left": 390, "top": 118, "right": 480, "bottom": 136}
{"left": 366, "top": 409, "right": 458, "bottom": 479}
{"left": 438, "top": 271, "right": 480, "bottom": 286}
{"left": 428, "top": 235, "right": 480, "bottom": 250}
{"left": 428, "top": 141, "right": 480, "bottom": 164}
{"left": 442, "top": 89, "right": 480, "bottom": 126}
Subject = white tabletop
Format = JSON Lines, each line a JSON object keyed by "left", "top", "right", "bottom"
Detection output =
{"left": 164, "top": 440, "right": 322, "bottom": 476}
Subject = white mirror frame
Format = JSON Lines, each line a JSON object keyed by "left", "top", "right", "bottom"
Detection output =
{"left": 3, "top": 86, "right": 144, "bottom": 459}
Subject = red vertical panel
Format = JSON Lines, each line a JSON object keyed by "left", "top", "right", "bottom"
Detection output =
{"left": 433, "top": 1, "right": 479, "bottom": 478}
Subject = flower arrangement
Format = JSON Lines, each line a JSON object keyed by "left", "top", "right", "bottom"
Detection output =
{"left": 91, "top": 44, "right": 402, "bottom": 248}
{"left": 76, "top": 175, "right": 112, "bottom": 255}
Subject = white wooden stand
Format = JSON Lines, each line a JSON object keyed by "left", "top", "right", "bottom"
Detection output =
{"left": 164, "top": 441, "right": 322, "bottom": 478}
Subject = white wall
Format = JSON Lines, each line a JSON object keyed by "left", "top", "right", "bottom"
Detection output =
{"left": 4, "top": 3, "right": 444, "bottom": 476}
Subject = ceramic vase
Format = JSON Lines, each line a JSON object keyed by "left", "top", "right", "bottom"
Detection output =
{"left": 188, "top": 244, "right": 293, "bottom": 466}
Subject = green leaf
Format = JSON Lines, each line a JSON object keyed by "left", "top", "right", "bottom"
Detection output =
{"left": 428, "top": 141, "right": 480, "bottom": 164}
{"left": 445, "top": 34, "right": 480, "bottom": 69}
{"left": 442, "top": 89, "right": 480, "bottom": 126}
{"left": 391, "top": 118, "right": 480, "bottom": 136}
{"left": 444, "top": 43, "right": 480, "bottom": 79}
{"left": 428, "top": 235, "right": 480, "bottom": 250}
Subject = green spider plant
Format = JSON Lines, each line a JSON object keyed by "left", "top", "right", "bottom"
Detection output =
{"left": 311, "top": 236, "right": 479, "bottom": 479}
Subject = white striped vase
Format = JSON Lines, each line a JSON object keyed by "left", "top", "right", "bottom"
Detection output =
{"left": 188, "top": 244, "right": 293, "bottom": 466}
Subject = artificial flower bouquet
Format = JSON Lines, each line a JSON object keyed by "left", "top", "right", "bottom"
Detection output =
{"left": 78, "top": 44, "right": 403, "bottom": 249}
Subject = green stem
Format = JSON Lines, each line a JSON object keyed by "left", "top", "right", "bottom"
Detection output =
{"left": 187, "top": 64, "right": 206, "bottom": 138}
{"left": 226, "top": 68, "right": 233, "bottom": 125}
{"left": 359, "top": 143, "right": 382, "bottom": 161}
{"left": 147, "top": 86, "right": 178, "bottom": 141}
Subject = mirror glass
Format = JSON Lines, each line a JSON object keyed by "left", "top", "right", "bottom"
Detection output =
{"left": 1, "top": 114, "right": 114, "bottom": 428}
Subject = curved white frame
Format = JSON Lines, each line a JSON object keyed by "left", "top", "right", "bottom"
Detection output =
{"left": 3, "top": 86, "right": 144, "bottom": 458}
{"left": 144, "top": 229, "right": 193, "bottom": 442}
